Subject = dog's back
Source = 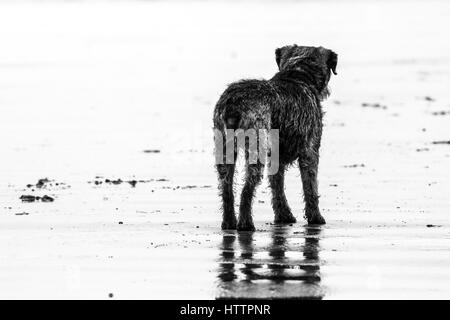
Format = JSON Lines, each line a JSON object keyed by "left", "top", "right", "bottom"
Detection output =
{"left": 214, "top": 74, "right": 322, "bottom": 163}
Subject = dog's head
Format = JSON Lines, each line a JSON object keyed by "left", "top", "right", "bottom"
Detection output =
{"left": 275, "top": 45, "right": 338, "bottom": 99}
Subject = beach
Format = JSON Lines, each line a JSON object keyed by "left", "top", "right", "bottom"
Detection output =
{"left": 0, "top": 0, "right": 450, "bottom": 299}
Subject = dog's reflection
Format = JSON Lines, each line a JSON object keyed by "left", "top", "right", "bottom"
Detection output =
{"left": 217, "top": 225, "right": 323, "bottom": 298}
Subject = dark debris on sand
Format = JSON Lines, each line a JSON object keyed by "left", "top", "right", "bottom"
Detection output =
{"left": 179, "top": 185, "right": 212, "bottom": 190}
{"left": 20, "top": 195, "right": 54, "bottom": 203}
{"left": 166, "top": 185, "right": 212, "bottom": 191}
{"left": 89, "top": 177, "right": 168, "bottom": 187}
{"left": 26, "top": 178, "right": 69, "bottom": 190}
{"left": 361, "top": 102, "right": 387, "bottom": 109}
{"left": 143, "top": 149, "right": 161, "bottom": 153}
{"left": 20, "top": 195, "right": 39, "bottom": 202}
{"left": 431, "top": 111, "right": 450, "bottom": 116}
{"left": 87, "top": 178, "right": 212, "bottom": 192}
{"left": 90, "top": 178, "right": 136, "bottom": 187}
{"left": 343, "top": 164, "right": 366, "bottom": 168}
{"left": 36, "top": 178, "right": 50, "bottom": 188}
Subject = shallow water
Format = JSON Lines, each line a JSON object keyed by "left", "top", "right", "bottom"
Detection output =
{"left": 216, "top": 226, "right": 324, "bottom": 299}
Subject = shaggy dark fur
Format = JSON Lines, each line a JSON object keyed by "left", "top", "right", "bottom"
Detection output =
{"left": 214, "top": 45, "right": 338, "bottom": 231}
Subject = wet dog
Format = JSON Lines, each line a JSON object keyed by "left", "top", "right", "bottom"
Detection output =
{"left": 214, "top": 45, "right": 338, "bottom": 231}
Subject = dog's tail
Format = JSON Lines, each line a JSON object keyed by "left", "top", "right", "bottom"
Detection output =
{"left": 223, "top": 111, "right": 241, "bottom": 130}
{"left": 214, "top": 100, "right": 241, "bottom": 131}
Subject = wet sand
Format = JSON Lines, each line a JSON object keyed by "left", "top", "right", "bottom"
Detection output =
{"left": 1, "top": 1, "right": 450, "bottom": 299}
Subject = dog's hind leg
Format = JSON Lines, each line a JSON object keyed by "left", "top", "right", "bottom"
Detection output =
{"left": 217, "top": 162, "right": 237, "bottom": 230}
{"left": 237, "top": 162, "right": 263, "bottom": 231}
{"left": 215, "top": 125, "right": 237, "bottom": 230}
{"left": 298, "top": 148, "right": 326, "bottom": 225}
{"left": 269, "top": 164, "right": 297, "bottom": 224}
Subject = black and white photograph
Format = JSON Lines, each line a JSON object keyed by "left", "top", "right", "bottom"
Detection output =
{"left": 1, "top": 0, "right": 449, "bottom": 305}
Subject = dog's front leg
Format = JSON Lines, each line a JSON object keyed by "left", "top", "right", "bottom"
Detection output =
{"left": 299, "top": 151, "right": 326, "bottom": 225}
{"left": 269, "top": 164, "right": 297, "bottom": 224}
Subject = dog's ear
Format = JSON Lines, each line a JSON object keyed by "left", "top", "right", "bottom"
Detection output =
{"left": 275, "top": 48, "right": 282, "bottom": 69}
{"left": 327, "top": 50, "right": 338, "bottom": 75}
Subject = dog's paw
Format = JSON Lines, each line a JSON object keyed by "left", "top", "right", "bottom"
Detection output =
{"left": 307, "top": 214, "right": 326, "bottom": 225}
{"left": 237, "top": 220, "right": 256, "bottom": 232}
{"left": 221, "top": 219, "right": 237, "bottom": 230}
{"left": 274, "top": 214, "right": 297, "bottom": 224}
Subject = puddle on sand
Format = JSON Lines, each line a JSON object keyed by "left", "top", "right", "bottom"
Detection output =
{"left": 215, "top": 225, "right": 325, "bottom": 299}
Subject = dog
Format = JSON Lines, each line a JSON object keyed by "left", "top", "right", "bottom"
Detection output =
{"left": 214, "top": 45, "right": 338, "bottom": 231}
